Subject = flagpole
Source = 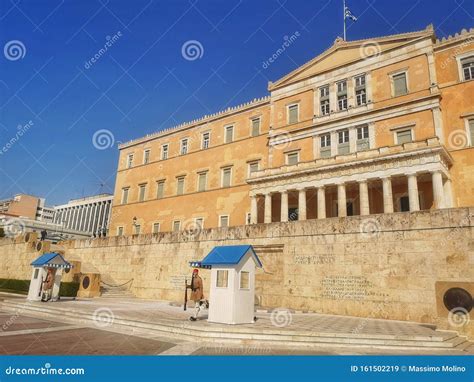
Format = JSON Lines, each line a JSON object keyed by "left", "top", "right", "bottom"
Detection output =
{"left": 343, "top": 0, "right": 346, "bottom": 41}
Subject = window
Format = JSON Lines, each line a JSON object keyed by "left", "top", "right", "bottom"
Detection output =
{"left": 216, "top": 270, "right": 228, "bottom": 288}
{"left": 320, "top": 85, "right": 330, "bottom": 115}
{"left": 240, "top": 271, "right": 250, "bottom": 289}
{"left": 392, "top": 72, "right": 408, "bottom": 96}
{"left": 338, "top": 129, "right": 350, "bottom": 155}
{"left": 202, "top": 132, "right": 210, "bottom": 149}
{"left": 337, "top": 81, "right": 348, "bottom": 111}
{"left": 117, "top": 226, "right": 124, "bottom": 236}
{"left": 288, "top": 104, "right": 299, "bottom": 124}
{"left": 176, "top": 176, "right": 185, "bottom": 195}
{"left": 225, "top": 125, "right": 234, "bottom": 143}
{"left": 126, "top": 154, "right": 134, "bottom": 168}
{"left": 248, "top": 161, "right": 259, "bottom": 176}
{"left": 251, "top": 118, "right": 260, "bottom": 136}
{"left": 286, "top": 151, "right": 299, "bottom": 165}
{"left": 173, "top": 220, "right": 181, "bottom": 232}
{"left": 357, "top": 126, "right": 369, "bottom": 151}
{"left": 156, "top": 180, "right": 165, "bottom": 199}
{"left": 461, "top": 56, "right": 474, "bottom": 81}
{"left": 152, "top": 222, "right": 160, "bottom": 233}
{"left": 396, "top": 129, "right": 413, "bottom": 144}
{"left": 197, "top": 172, "right": 207, "bottom": 192}
{"left": 219, "top": 215, "right": 229, "bottom": 228}
{"left": 320, "top": 134, "right": 331, "bottom": 158}
{"left": 355, "top": 75, "right": 367, "bottom": 106}
{"left": 222, "top": 167, "right": 232, "bottom": 187}
{"left": 121, "top": 187, "right": 129, "bottom": 204}
{"left": 194, "top": 217, "right": 204, "bottom": 230}
{"left": 180, "top": 138, "right": 188, "bottom": 155}
{"left": 400, "top": 196, "right": 410, "bottom": 212}
{"left": 161, "top": 144, "right": 169, "bottom": 160}
{"left": 469, "top": 119, "right": 474, "bottom": 146}
{"left": 143, "top": 149, "right": 150, "bottom": 164}
{"left": 134, "top": 224, "right": 141, "bottom": 235}
{"left": 138, "top": 184, "right": 147, "bottom": 202}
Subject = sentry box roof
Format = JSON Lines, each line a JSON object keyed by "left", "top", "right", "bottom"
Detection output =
{"left": 189, "top": 245, "right": 262, "bottom": 269}
{"left": 31, "top": 252, "right": 73, "bottom": 269}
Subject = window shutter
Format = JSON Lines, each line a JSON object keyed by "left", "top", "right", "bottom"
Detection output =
{"left": 198, "top": 173, "right": 206, "bottom": 191}
{"left": 393, "top": 74, "right": 407, "bottom": 95}
{"left": 251, "top": 119, "right": 260, "bottom": 136}
{"left": 397, "top": 130, "right": 412, "bottom": 144}
{"left": 223, "top": 168, "right": 231, "bottom": 187}
{"left": 288, "top": 105, "right": 298, "bottom": 124}
{"left": 177, "top": 178, "right": 184, "bottom": 195}
{"left": 225, "top": 126, "right": 233, "bottom": 143}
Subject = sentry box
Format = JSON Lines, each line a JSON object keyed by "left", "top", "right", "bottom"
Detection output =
{"left": 190, "top": 245, "right": 262, "bottom": 325}
{"left": 27, "top": 252, "right": 73, "bottom": 302}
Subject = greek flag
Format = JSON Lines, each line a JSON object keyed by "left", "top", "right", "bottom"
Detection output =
{"left": 345, "top": 6, "right": 358, "bottom": 21}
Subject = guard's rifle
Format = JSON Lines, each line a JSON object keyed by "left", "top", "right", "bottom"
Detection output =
{"left": 184, "top": 278, "right": 191, "bottom": 311}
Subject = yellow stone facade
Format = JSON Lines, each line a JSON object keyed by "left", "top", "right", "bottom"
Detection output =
{"left": 110, "top": 25, "right": 474, "bottom": 235}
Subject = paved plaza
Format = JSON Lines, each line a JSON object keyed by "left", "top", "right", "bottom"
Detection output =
{"left": 0, "top": 293, "right": 472, "bottom": 355}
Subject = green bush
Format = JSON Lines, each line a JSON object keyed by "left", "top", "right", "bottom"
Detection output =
{"left": 59, "top": 282, "right": 79, "bottom": 297}
{"left": 0, "top": 279, "right": 79, "bottom": 297}
{"left": 0, "top": 279, "right": 30, "bottom": 293}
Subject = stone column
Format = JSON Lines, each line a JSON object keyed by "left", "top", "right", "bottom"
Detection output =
{"left": 298, "top": 189, "right": 307, "bottom": 221}
{"left": 382, "top": 177, "right": 394, "bottom": 213}
{"left": 280, "top": 191, "right": 289, "bottom": 222}
{"left": 432, "top": 171, "right": 445, "bottom": 209}
{"left": 359, "top": 180, "right": 370, "bottom": 215}
{"left": 250, "top": 195, "right": 258, "bottom": 224}
{"left": 444, "top": 178, "right": 454, "bottom": 208}
{"left": 264, "top": 193, "right": 272, "bottom": 223}
{"left": 317, "top": 187, "right": 326, "bottom": 219}
{"left": 337, "top": 183, "right": 347, "bottom": 217}
{"left": 407, "top": 173, "right": 420, "bottom": 211}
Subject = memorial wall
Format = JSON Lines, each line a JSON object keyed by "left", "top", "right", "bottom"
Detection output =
{"left": 1, "top": 207, "right": 473, "bottom": 337}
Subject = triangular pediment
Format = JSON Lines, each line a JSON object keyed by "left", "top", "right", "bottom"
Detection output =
{"left": 269, "top": 27, "right": 435, "bottom": 91}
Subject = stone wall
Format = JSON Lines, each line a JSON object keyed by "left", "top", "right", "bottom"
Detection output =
{"left": 1, "top": 208, "right": 473, "bottom": 337}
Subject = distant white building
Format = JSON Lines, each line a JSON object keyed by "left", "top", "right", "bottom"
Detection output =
{"left": 53, "top": 194, "right": 113, "bottom": 236}
{"left": 36, "top": 198, "right": 55, "bottom": 223}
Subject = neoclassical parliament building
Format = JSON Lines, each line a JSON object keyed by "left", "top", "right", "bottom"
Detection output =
{"left": 110, "top": 25, "right": 474, "bottom": 236}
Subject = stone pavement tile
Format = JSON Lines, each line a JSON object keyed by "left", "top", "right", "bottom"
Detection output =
{"left": 4, "top": 297, "right": 455, "bottom": 340}
{"left": 0, "top": 327, "right": 175, "bottom": 355}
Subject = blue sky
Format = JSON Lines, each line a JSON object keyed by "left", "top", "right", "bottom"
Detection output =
{"left": 0, "top": 0, "right": 472, "bottom": 206}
